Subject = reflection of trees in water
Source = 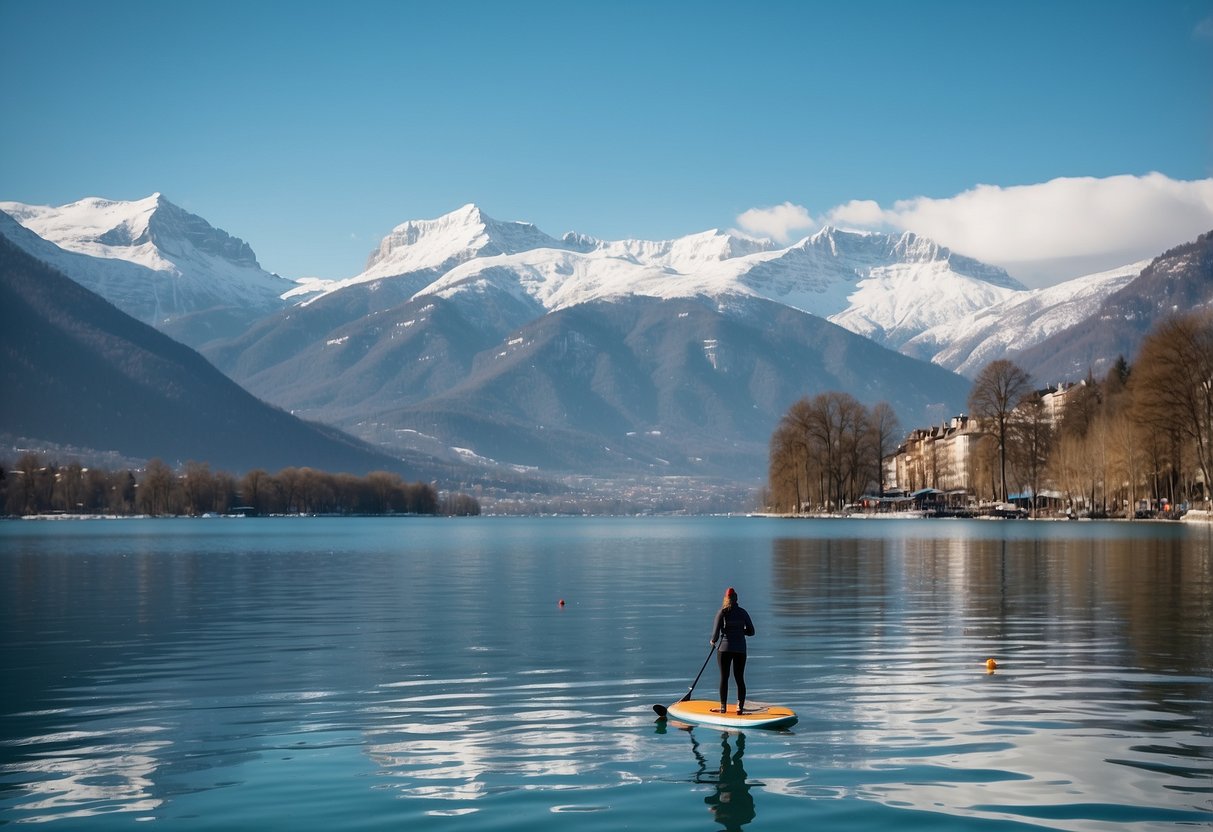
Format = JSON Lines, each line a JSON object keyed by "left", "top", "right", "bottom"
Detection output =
{"left": 689, "top": 731, "right": 756, "bottom": 831}
{"left": 770, "top": 530, "right": 1213, "bottom": 680}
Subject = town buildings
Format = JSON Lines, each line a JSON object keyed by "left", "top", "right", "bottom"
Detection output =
{"left": 885, "top": 382, "right": 1089, "bottom": 507}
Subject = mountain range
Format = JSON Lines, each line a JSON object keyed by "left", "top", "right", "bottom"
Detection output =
{"left": 0, "top": 227, "right": 449, "bottom": 479}
{"left": 1013, "top": 231, "right": 1213, "bottom": 382}
{"left": 0, "top": 194, "right": 293, "bottom": 346}
{"left": 3, "top": 194, "right": 1210, "bottom": 500}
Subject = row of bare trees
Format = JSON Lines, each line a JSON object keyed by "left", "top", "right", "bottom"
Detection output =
{"left": 767, "top": 392, "right": 901, "bottom": 512}
{"left": 0, "top": 455, "right": 479, "bottom": 517}
{"left": 967, "top": 312, "right": 1213, "bottom": 513}
{"left": 768, "top": 310, "right": 1213, "bottom": 515}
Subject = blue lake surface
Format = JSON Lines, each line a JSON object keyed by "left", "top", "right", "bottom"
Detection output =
{"left": 1, "top": 516, "right": 1211, "bottom": 830}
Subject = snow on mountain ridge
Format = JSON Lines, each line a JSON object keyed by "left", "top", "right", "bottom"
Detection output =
{"left": 405, "top": 220, "right": 1026, "bottom": 356}
{"left": 805, "top": 226, "right": 1021, "bottom": 287}
{"left": 0, "top": 193, "right": 262, "bottom": 272}
{"left": 10, "top": 195, "right": 1136, "bottom": 379}
{"left": 0, "top": 194, "right": 292, "bottom": 331}
{"left": 362, "top": 202, "right": 568, "bottom": 277}
{"left": 904, "top": 259, "right": 1149, "bottom": 376}
{"left": 578, "top": 228, "right": 776, "bottom": 271}
{"left": 328, "top": 208, "right": 1032, "bottom": 355}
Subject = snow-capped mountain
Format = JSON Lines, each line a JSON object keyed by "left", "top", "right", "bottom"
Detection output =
{"left": 292, "top": 205, "right": 1026, "bottom": 357}
{"left": 0, "top": 194, "right": 293, "bottom": 345}
{"left": 565, "top": 227, "right": 776, "bottom": 270}
{"left": 1012, "top": 231, "right": 1213, "bottom": 383}
{"left": 205, "top": 205, "right": 1019, "bottom": 478}
{"left": 284, "top": 203, "right": 577, "bottom": 303}
{"left": 0, "top": 229, "right": 451, "bottom": 479}
{"left": 905, "top": 260, "right": 1149, "bottom": 376}
{"left": 739, "top": 227, "right": 1024, "bottom": 350}
{"left": 7, "top": 192, "right": 1194, "bottom": 491}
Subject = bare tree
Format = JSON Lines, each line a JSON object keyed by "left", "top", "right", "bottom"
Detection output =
{"left": 7, "top": 453, "right": 41, "bottom": 515}
{"left": 57, "top": 461, "right": 85, "bottom": 514}
{"left": 869, "top": 402, "right": 901, "bottom": 497}
{"left": 140, "top": 458, "right": 176, "bottom": 516}
{"left": 1007, "top": 394, "right": 1054, "bottom": 516}
{"left": 968, "top": 360, "right": 1034, "bottom": 502}
{"left": 109, "top": 470, "right": 137, "bottom": 514}
{"left": 1050, "top": 430, "right": 1085, "bottom": 513}
{"left": 768, "top": 392, "right": 888, "bottom": 512}
{"left": 276, "top": 467, "right": 303, "bottom": 514}
{"left": 240, "top": 469, "right": 271, "bottom": 515}
{"left": 779, "top": 398, "right": 821, "bottom": 511}
{"left": 1130, "top": 312, "right": 1213, "bottom": 508}
{"left": 181, "top": 460, "right": 214, "bottom": 516}
{"left": 767, "top": 421, "right": 804, "bottom": 512}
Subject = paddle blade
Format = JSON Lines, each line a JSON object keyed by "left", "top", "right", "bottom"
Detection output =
{"left": 652, "top": 704, "right": 668, "bottom": 718}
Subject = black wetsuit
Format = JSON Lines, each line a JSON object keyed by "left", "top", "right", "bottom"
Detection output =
{"left": 711, "top": 604, "right": 755, "bottom": 709}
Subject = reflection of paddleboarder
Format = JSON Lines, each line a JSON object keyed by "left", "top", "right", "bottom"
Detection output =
{"left": 704, "top": 732, "right": 756, "bottom": 830}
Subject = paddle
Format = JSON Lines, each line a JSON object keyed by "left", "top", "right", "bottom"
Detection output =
{"left": 653, "top": 643, "right": 716, "bottom": 718}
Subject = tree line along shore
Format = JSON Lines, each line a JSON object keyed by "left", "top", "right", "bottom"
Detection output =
{"left": 767, "top": 310, "right": 1213, "bottom": 518}
{"left": 0, "top": 456, "right": 481, "bottom": 518}
{"left": 4, "top": 312, "right": 1209, "bottom": 521}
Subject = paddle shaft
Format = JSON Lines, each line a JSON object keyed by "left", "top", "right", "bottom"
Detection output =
{"left": 653, "top": 643, "right": 718, "bottom": 718}
{"left": 681, "top": 643, "right": 717, "bottom": 701}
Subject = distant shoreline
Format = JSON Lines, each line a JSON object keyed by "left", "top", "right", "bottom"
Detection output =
{"left": 8, "top": 510, "right": 1212, "bottom": 523}
{"left": 753, "top": 510, "right": 1213, "bottom": 523}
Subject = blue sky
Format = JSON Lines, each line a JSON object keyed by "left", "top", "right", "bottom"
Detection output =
{"left": 2, "top": 0, "right": 1211, "bottom": 286}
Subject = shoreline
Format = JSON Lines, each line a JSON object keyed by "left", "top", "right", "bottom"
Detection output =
{"left": 754, "top": 510, "right": 1213, "bottom": 523}
{"left": 8, "top": 509, "right": 1213, "bottom": 523}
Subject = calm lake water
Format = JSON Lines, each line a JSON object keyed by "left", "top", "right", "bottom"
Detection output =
{"left": 1, "top": 517, "right": 1210, "bottom": 831}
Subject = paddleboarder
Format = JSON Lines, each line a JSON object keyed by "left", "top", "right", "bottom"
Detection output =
{"left": 710, "top": 586, "right": 755, "bottom": 714}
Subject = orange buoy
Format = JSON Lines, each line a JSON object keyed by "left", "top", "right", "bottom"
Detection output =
{"left": 985, "top": 658, "right": 998, "bottom": 671}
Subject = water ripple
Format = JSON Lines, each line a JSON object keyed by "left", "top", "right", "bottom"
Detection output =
{"left": 2, "top": 517, "right": 1210, "bottom": 831}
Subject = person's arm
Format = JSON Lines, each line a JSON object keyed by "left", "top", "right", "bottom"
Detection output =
{"left": 710, "top": 609, "right": 724, "bottom": 645}
{"left": 744, "top": 610, "right": 755, "bottom": 636}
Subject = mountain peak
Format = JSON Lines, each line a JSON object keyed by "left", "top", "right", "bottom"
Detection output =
{"left": 0, "top": 195, "right": 288, "bottom": 338}
{"left": 0, "top": 193, "right": 261, "bottom": 269}
{"left": 363, "top": 204, "right": 565, "bottom": 277}
{"left": 451, "top": 202, "right": 486, "bottom": 221}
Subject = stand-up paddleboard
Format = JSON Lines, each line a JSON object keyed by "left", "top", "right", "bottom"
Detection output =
{"left": 663, "top": 699, "right": 797, "bottom": 729}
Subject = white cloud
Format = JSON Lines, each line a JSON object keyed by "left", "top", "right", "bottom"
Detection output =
{"left": 824, "top": 198, "right": 885, "bottom": 228}
{"left": 735, "top": 201, "right": 815, "bottom": 243}
{"left": 818, "top": 173, "right": 1213, "bottom": 287}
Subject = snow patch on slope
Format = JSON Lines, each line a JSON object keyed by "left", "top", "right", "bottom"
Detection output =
{"left": 312, "top": 209, "right": 1034, "bottom": 355}
{"left": 905, "top": 259, "right": 1149, "bottom": 376}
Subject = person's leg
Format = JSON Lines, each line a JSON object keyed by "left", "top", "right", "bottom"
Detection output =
{"left": 733, "top": 654, "right": 747, "bottom": 712}
{"left": 716, "top": 651, "right": 732, "bottom": 712}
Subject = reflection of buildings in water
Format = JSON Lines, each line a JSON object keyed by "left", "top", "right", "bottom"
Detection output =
{"left": 689, "top": 730, "right": 756, "bottom": 831}
{"left": 770, "top": 532, "right": 1213, "bottom": 679}
{"left": 765, "top": 530, "right": 1213, "bottom": 825}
